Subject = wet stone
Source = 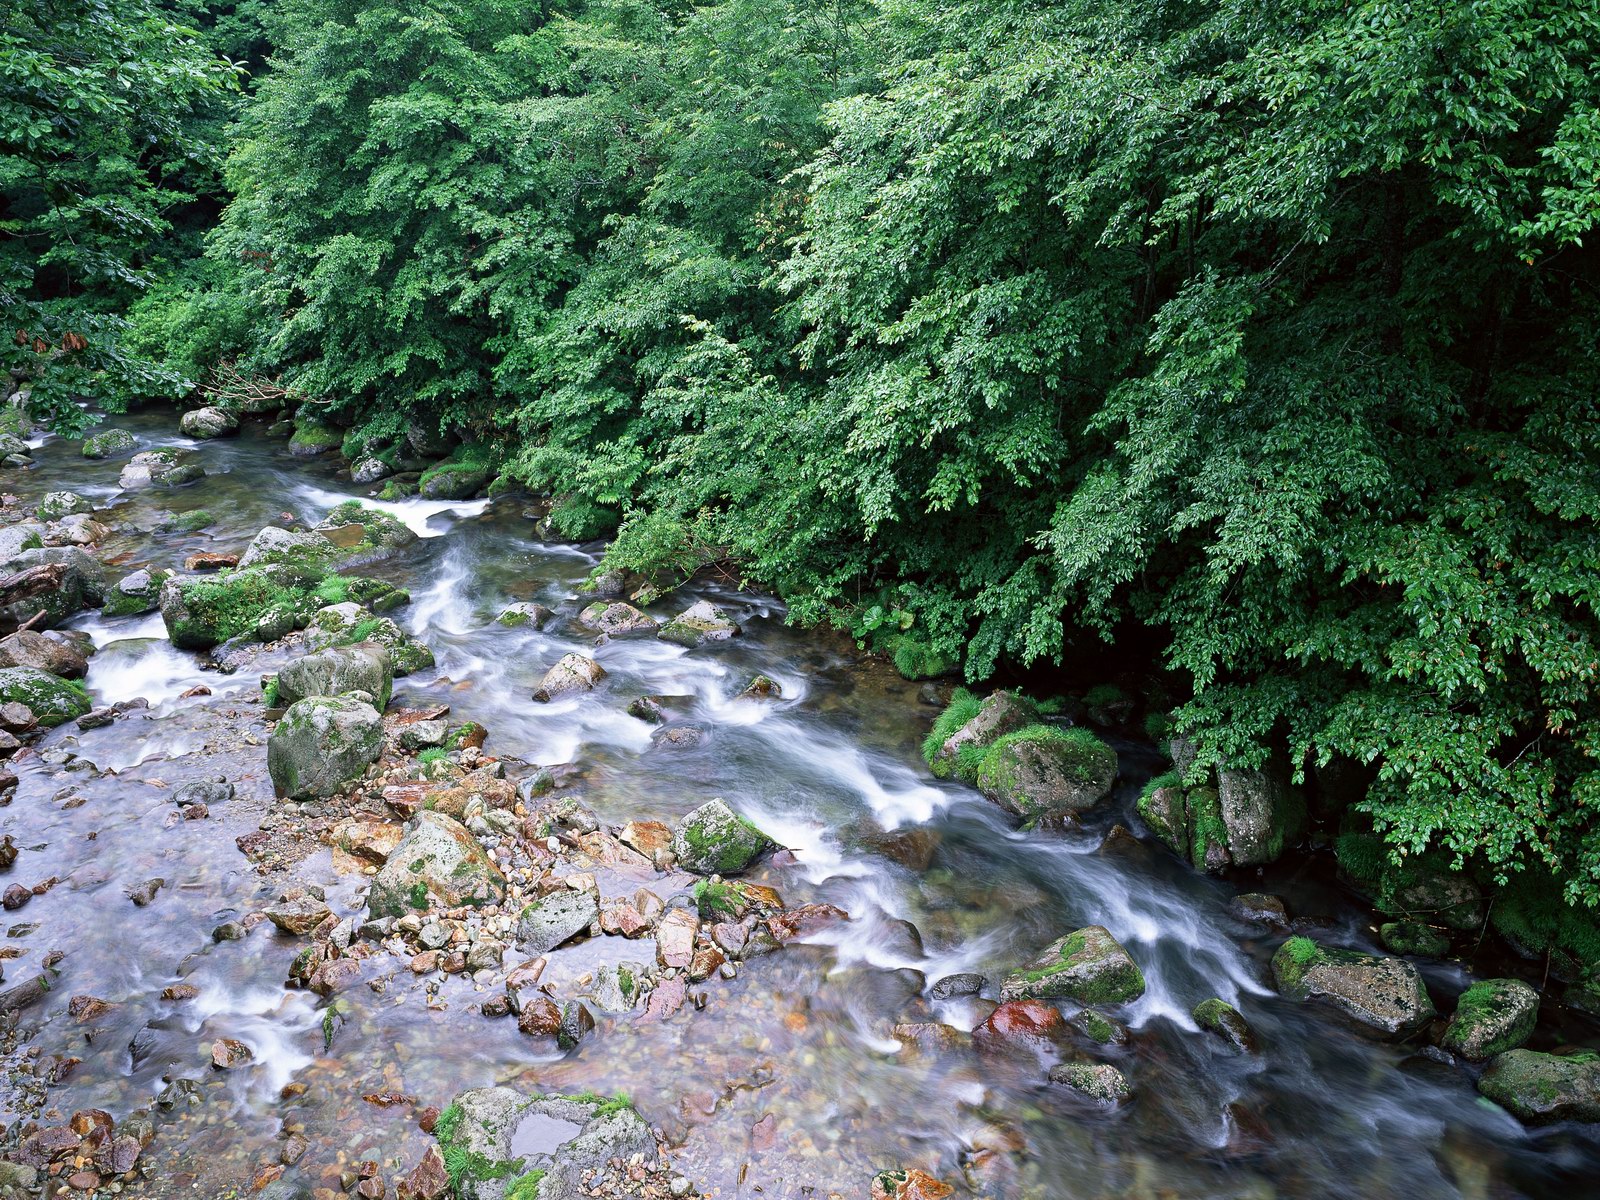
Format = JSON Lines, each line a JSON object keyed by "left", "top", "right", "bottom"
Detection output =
{"left": 929, "top": 972, "right": 986, "bottom": 999}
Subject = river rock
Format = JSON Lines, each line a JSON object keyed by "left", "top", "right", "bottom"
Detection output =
{"left": 670, "top": 798, "right": 774, "bottom": 875}
{"left": 1270, "top": 936, "right": 1435, "bottom": 1037}
{"left": 369, "top": 812, "right": 506, "bottom": 917}
{"left": 34, "top": 492, "right": 91, "bottom": 522}
{"left": 289, "top": 415, "right": 341, "bottom": 457}
{"left": 436, "top": 1087, "right": 654, "bottom": 1200}
{"left": 495, "top": 602, "right": 552, "bottom": 629}
{"left": 237, "top": 526, "right": 342, "bottom": 573}
{"left": 929, "top": 972, "right": 986, "bottom": 999}
{"left": 0, "top": 546, "right": 105, "bottom": 630}
{"left": 657, "top": 599, "right": 738, "bottom": 647}
{"left": 1193, "top": 998, "right": 1258, "bottom": 1053}
{"left": 532, "top": 653, "right": 606, "bottom": 702}
{"left": 576, "top": 601, "right": 659, "bottom": 636}
{"left": 975, "top": 728, "right": 1117, "bottom": 817}
{"left": 1439, "top": 978, "right": 1539, "bottom": 1060}
{"left": 0, "top": 667, "right": 89, "bottom": 727}
{"left": 516, "top": 889, "right": 598, "bottom": 955}
{"left": 1000, "top": 925, "right": 1145, "bottom": 1005}
{"left": 0, "top": 631, "right": 87, "bottom": 678}
{"left": 82, "top": 428, "right": 136, "bottom": 459}
{"left": 1380, "top": 921, "right": 1451, "bottom": 957}
{"left": 179, "top": 406, "right": 238, "bottom": 439}
{"left": 655, "top": 906, "right": 699, "bottom": 968}
{"left": 159, "top": 563, "right": 318, "bottom": 649}
{"left": 303, "top": 604, "right": 433, "bottom": 675}
{"left": 276, "top": 644, "right": 393, "bottom": 709}
{"left": 0, "top": 524, "right": 43, "bottom": 562}
{"left": 973, "top": 999, "right": 1067, "bottom": 1056}
{"left": 267, "top": 695, "right": 384, "bottom": 799}
{"left": 173, "top": 779, "right": 234, "bottom": 808}
{"left": 1047, "top": 1061, "right": 1131, "bottom": 1104}
{"left": 120, "top": 448, "right": 202, "bottom": 488}
{"left": 1386, "top": 867, "right": 1485, "bottom": 932}
{"left": 1477, "top": 1049, "right": 1600, "bottom": 1123}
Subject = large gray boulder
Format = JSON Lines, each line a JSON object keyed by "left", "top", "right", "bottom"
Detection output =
{"left": 435, "top": 1088, "right": 654, "bottom": 1200}
{"left": 1478, "top": 1049, "right": 1600, "bottom": 1124}
{"left": 670, "top": 799, "right": 773, "bottom": 875}
{"left": 1000, "top": 925, "right": 1146, "bottom": 1005}
{"left": 367, "top": 812, "right": 505, "bottom": 918}
{"left": 103, "top": 567, "right": 174, "bottom": 618}
{"left": 267, "top": 695, "right": 383, "bottom": 800}
{"left": 532, "top": 653, "right": 606, "bottom": 702}
{"left": 576, "top": 601, "right": 659, "bottom": 636}
{"left": 1271, "top": 936, "right": 1434, "bottom": 1037}
{"left": 82, "top": 428, "right": 137, "bottom": 459}
{"left": 312, "top": 501, "right": 417, "bottom": 569}
{"left": 975, "top": 728, "right": 1117, "bottom": 818}
{"left": 275, "top": 643, "right": 393, "bottom": 709}
{"left": 1439, "top": 978, "right": 1539, "bottom": 1060}
{"left": 657, "top": 599, "right": 738, "bottom": 647}
{"left": 516, "top": 889, "right": 599, "bottom": 955}
{"left": 179, "top": 406, "right": 238, "bottom": 439}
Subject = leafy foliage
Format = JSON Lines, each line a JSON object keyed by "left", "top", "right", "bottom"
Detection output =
{"left": 111, "top": 0, "right": 1600, "bottom": 909}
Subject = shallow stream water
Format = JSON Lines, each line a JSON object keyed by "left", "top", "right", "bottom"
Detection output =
{"left": 3, "top": 412, "right": 1598, "bottom": 1198}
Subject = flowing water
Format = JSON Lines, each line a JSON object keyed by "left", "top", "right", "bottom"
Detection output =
{"left": 2, "top": 412, "right": 1598, "bottom": 1198}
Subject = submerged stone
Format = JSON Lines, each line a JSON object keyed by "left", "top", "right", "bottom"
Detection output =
{"left": 1192, "top": 998, "right": 1257, "bottom": 1053}
{"left": 1046, "top": 1061, "right": 1131, "bottom": 1105}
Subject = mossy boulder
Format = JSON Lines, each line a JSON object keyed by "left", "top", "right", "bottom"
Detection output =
{"left": 1137, "top": 775, "right": 1232, "bottom": 871}
{"left": 368, "top": 811, "right": 506, "bottom": 918}
{"left": 103, "top": 568, "right": 174, "bottom": 618}
{"left": 975, "top": 726, "right": 1117, "bottom": 817}
{"left": 82, "top": 428, "right": 137, "bottom": 459}
{"left": 288, "top": 415, "right": 342, "bottom": 457}
{"left": 1193, "top": 998, "right": 1258, "bottom": 1053}
{"left": 657, "top": 599, "right": 738, "bottom": 648}
{"left": 434, "top": 1087, "right": 653, "bottom": 1200}
{"left": 35, "top": 492, "right": 91, "bottom": 522}
{"left": 303, "top": 603, "right": 433, "bottom": 675}
{"left": 419, "top": 456, "right": 492, "bottom": 500}
{"left": 575, "top": 601, "right": 659, "bottom": 636}
{"left": 237, "top": 526, "right": 344, "bottom": 573}
{"left": 1379, "top": 921, "right": 1452, "bottom": 958}
{"left": 179, "top": 406, "right": 238, "bottom": 439}
{"left": 275, "top": 643, "right": 394, "bottom": 710}
{"left": 1000, "top": 925, "right": 1145, "bottom": 1005}
{"left": 671, "top": 798, "right": 774, "bottom": 875}
{"left": 1439, "top": 978, "right": 1538, "bottom": 1061}
{"left": 1270, "top": 936, "right": 1435, "bottom": 1037}
{"left": 1334, "top": 833, "right": 1485, "bottom": 932}
{"left": 159, "top": 564, "right": 316, "bottom": 650}
{"left": 496, "top": 602, "right": 552, "bottom": 629}
{"left": 927, "top": 690, "right": 1037, "bottom": 781}
{"left": 1477, "top": 1050, "right": 1600, "bottom": 1124}
{"left": 267, "top": 694, "right": 383, "bottom": 799}
{"left": 313, "top": 501, "right": 418, "bottom": 568}
{"left": 0, "top": 667, "right": 90, "bottom": 727}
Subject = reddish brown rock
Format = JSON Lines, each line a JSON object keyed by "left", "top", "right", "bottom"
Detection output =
{"left": 67, "top": 995, "right": 113, "bottom": 1022}
{"left": 517, "top": 995, "right": 563, "bottom": 1038}
{"left": 183, "top": 552, "right": 238, "bottom": 571}
{"left": 769, "top": 903, "right": 848, "bottom": 942}
{"left": 399, "top": 1144, "right": 449, "bottom": 1200}
{"left": 211, "top": 1038, "right": 254, "bottom": 1069}
{"left": 333, "top": 818, "right": 404, "bottom": 864}
{"left": 656, "top": 907, "right": 699, "bottom": 969}
{"left": 892, "top": 1022, "right": 971, "bottom": 1056}
{"left": 617, "top": 820, "right": 672, "bottom": 861}
{"left": 972, "top": 1000, "right": 1067, "bottom": 1057}
{"left": 638, "top": 975, "right": 688, "bottom": 1024}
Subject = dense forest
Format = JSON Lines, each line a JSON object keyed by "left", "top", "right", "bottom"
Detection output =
{"left": 5, "top": 0, "right": 1600, "bottom": 935}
